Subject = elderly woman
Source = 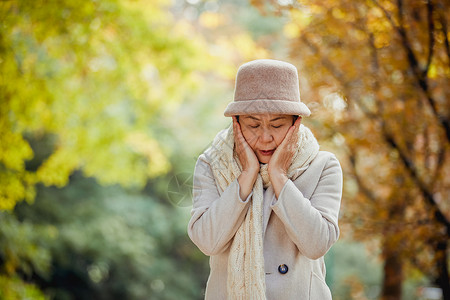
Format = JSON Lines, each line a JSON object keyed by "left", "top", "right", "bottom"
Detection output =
{"left": 187, "top": 59, "right": 343, "bottom": 299}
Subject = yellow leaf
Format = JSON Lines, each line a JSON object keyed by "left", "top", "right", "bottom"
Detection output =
{"left": 199, "top": 12, "right": 226, "bottom": 29}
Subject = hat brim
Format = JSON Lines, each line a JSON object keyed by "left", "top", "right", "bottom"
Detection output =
{"left": 223, "top": 99, "right": 311, "bottom": 117}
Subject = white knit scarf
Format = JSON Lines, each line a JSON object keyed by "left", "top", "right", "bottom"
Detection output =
{"left": 203, "top": 124, "right": 319, "bottom": 299}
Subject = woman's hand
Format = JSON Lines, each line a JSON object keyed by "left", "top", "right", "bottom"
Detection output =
{"left": 233, "top": 116, "right": 260, "bottom": 174}
{"left": 233, "top": 116, "right": 259, "bottom": 200}
{"left": 269, "top": 117, "right": 302, "bottom": 198}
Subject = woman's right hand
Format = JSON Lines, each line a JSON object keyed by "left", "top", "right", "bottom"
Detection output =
{"left": 233, "top": 116, "right": 260, "bottom": 174}
{"left": 233, "top": 117, "right": 259, "bottom": 200}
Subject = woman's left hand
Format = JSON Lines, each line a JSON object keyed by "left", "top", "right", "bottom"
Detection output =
{"left": 268, "top": 117, "right": 301, "bottom": 197}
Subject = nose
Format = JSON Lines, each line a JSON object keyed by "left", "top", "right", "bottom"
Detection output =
{"left": 259, "top": 128, "right": 273, "bottom": 143}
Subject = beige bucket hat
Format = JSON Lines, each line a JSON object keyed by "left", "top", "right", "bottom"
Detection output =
{"left": 224, "top": 59, "right": 311, "bottom": 117}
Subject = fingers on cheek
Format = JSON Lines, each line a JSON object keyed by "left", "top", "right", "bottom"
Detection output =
{"left": 288, "top": 141, "right": 296, "bottom": 153}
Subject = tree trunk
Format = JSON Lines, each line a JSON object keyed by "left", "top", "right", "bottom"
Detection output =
{"left": 436, "top": 239, "right": 450, "bottom": 300}
{"left": 381, "top": 240, "right": 403, "bottom": 300}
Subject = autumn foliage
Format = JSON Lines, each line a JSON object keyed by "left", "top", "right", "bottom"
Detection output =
{"left": 1, "top": 0, "right": 449, "bottom": 298}
{"left": 251, "top": 0, "right": 450, "bottom": 298}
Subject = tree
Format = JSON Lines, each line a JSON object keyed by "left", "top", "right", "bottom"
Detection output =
{"left": 0, "top": 0, "right": 219, "bottom": 297}
{"left": 0, "top": 0, "right": 213, "bottom": 211}
{"left": 10, "top": 172, "right": 209, "bottom": 300}
{"left": 252, "top": 0, "right": 449, "bottom": 298}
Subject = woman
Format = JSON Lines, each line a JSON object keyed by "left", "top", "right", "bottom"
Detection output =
{"left": 188, "top": 59, "right": 343, "bottom": 299}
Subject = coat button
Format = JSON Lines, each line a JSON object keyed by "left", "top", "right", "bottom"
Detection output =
{"left": 278, "top": 264, "right": 288, "bottom": 274}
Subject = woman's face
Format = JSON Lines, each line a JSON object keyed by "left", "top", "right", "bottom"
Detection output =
{"left": 239, "top": 114, "right": 297, "bottom": 164}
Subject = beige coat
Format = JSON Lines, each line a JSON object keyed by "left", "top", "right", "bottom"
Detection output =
{"left": 188, "top": 151, "right": 343, "bottom": 299}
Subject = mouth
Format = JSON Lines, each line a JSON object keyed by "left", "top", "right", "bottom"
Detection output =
{"left": 259, "top": 149, "right": 275, "bottom": 156}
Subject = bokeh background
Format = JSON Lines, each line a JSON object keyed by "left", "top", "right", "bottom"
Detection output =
{"left": 0, "top": 0, "right": 449, "bottom": 299}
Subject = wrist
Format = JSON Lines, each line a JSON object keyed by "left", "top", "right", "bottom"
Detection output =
{"left": 270, "top": 172, "right": 289, "bottom": 199}
{"left": 242, "top": 166, "right": 259, "bottom": 176}
{"left": 268, "top": 166, "right": 287, "bottom": 178}
{"left": 238, "top": 168, "right": 259, "bottom": 200}
{"left": 269, "top": 171, "right": 288, "bottom": 182}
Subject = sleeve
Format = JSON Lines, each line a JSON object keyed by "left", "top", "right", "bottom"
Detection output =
{"left": 270, "top": 154, "right": 343, "bottom": 260}
{"left": 187, "top": 155, "right": 251, "bottom": 256}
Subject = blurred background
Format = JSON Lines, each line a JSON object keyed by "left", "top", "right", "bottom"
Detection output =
{"left": 0, "top": 0, "right": 449, "bottom": 299}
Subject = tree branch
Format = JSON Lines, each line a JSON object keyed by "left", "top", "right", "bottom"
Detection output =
{"left": 395, "top": 0, "right": 450, "bottom": 143}
{"left": 301, "top": 34, "right": 378, "bottom": 119}
{"left": 424, "top": 0, "right": 435, "bottom": 77}
{"left": 437, "top": 2, "right": 450, "bottom": 68}
{"left": 371, "top": 0, "right": 450, "bottom": 142}
{"left": 300, "top": 26, "right": 450, "bottom": 233}
{"left": 347, "top": 146, "right": 378, "bottom": 203}
{"left": 370, "top": 0, "right": 399, "bottom": 32}
{"left": 382, "top": 125, "right": 450, "bottom": 233}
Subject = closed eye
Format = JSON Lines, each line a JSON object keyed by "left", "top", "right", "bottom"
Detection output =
{"left": 249, "top": 125, "right": 259, "bottom": 128}
{"left": 272, "top": 125, "right": 283, "bottom": 128}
